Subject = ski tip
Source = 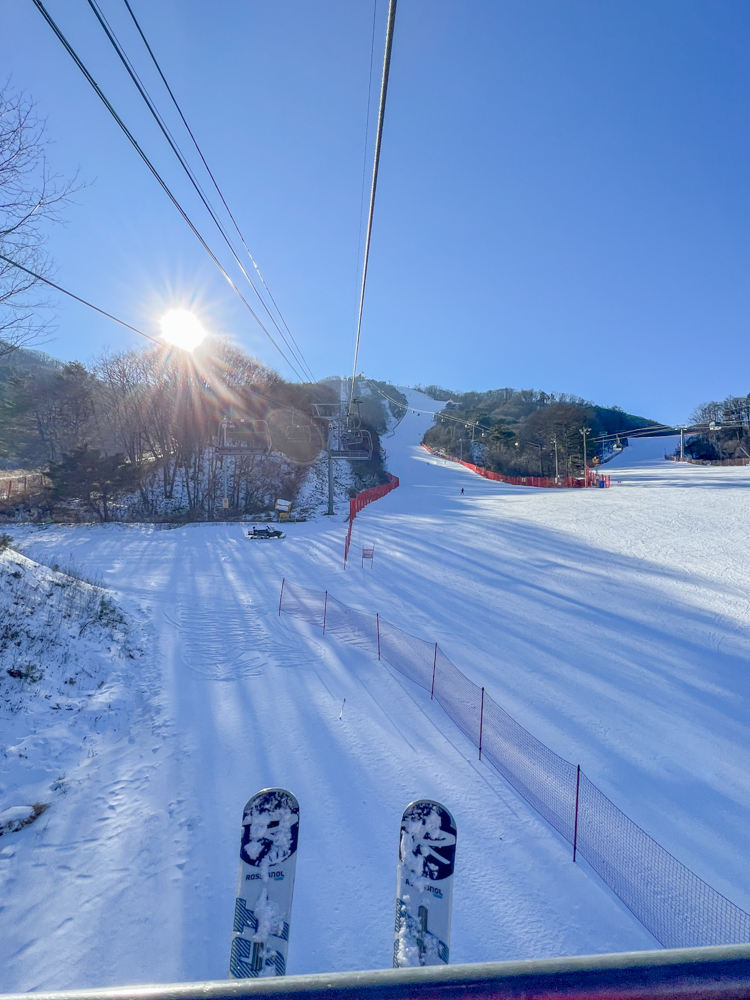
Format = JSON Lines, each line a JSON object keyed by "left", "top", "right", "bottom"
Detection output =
{"left": 242, "top": 788, "right": 300, "bottom": 814}
{"left": 402, "top": 799, "right": 456, "bottom": 830}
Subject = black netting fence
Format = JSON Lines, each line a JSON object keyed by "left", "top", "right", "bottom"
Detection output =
{"left": 279, "top": 578, "right": 750, "bottom": 949}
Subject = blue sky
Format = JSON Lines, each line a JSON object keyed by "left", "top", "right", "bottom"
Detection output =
{"left": 3, "top": 0, "right": 750, "bottom": 423}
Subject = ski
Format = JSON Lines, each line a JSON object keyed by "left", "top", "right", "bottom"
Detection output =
{"left": 229, "top": 788, "right": 300, "bottom": 979}
{"left": 393, "top": 799, "right": 457, "bottom": 968}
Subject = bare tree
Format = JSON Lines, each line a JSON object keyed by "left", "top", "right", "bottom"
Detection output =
{"left": 0, "top": 86, "right": 77, "bottom": 358}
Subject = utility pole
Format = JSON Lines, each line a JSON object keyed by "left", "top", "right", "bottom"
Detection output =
{"left": 326, "top": 424, "right": 335, "bottom": 515}
{"left": 552, "top": 435, "right": 559, "bottom": 480}
{"left": 680, "top": 426, "right": 685, "bottom": 461}
{"left": 579, "top": 427, "right": 591, "bottom": 485}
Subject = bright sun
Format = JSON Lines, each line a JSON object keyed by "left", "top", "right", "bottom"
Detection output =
{"left": 159, "top": 309, "right": 207, "bottom": 351}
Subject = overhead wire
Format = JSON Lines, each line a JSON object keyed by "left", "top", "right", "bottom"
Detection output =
{"left": 0, "top": 252, "right": 330, "bottom": 420}
{"left": 0, "top": 252, "right": 162, "bottom": 345}
{"left": 30, "top": 0, "right": 310, "bottom": 383}
{"left": 349, "top": 0, "right": 398, "bottom": 412}
{"left": 0, "top": 253, "right": 718, "bottom": 449}
{"left": 88, "top": 0, "right": 316, "bottom": 384}
{"left": 351, "top": 1, "right": 379, "bottom": 338}
{"left": 119, "top": 0, "right": 308, "bottom": 379}
{"left": 362, "top": 379, "right": 724, "bottom": 443}
{"left": 84, "top": 0, "right": 316, "bottom": 384}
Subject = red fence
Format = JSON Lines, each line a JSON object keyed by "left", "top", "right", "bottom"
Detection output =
{"left": 0, "top": 474, "right": 47, "bottom": 499}
{"left": 344, "top": 473, "right": 399, "bottom": 567}
{"left": 422, "top": 445, "right": 610, "bottom": 489}
{"left": 666, "top": 456, "right": 750, "bottom": 467}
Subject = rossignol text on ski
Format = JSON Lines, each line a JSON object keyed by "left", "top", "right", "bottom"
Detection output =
{"left": 393, "top": 799, "right": 457, "bottom": 967}
{"left": 229, "top": 788, "right": 300, "bottom": 978}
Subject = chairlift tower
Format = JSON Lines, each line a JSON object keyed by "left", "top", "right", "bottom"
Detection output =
{"left": 312, "top": 399, "right": 374, "bottom": 515}
{"left": 214, "top": 416, "right": 272, "bottom": 508}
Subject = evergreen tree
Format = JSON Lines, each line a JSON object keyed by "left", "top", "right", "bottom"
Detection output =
{"left": 47, "top": 447, "right": 141, "bottom": 521}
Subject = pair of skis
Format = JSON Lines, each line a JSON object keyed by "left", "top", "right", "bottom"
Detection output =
{"left": 228, "top": 789, "right": 457, "bottom": 979}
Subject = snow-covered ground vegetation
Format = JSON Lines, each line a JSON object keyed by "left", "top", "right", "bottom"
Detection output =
{"left": 2, "top": 392, "right": 750, "bottom": 990}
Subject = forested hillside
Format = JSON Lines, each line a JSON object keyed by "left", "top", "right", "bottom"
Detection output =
{"left": 680, "top": 394, "right": 750, "bottom": 462}
{"left": 419, "top": 385, "right": 659, "bottom": 478}
{"left": 0, "top": 342, "right": 400, "bottom": 522}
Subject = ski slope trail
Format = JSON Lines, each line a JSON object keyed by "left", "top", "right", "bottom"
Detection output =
{"left": 6, "top": 392, "right": 750, "bottom": 987}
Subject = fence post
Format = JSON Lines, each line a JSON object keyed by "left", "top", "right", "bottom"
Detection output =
{"left": 479, "top": 687, "right": 485, "bottom": 760}
{"left": 573, "top": 765, "right": 581, "bottom": 862}
{"left": 323, "top": 591, "right": 328, "bottom": 634}
{"left": 431, "top": 643, "right": 437, "bottom": 699}
{"left": 278, "top": 578, "right": 285, "bottom": 616}
{"left": 377, "top": 614, "right": 381, "bottom": 660}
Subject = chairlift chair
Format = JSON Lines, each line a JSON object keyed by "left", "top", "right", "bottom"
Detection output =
{"left": 214, "top": 418, "right": 272, "bottom": 457}
{"left": 330, "top": 428, "right": 373, "bottom": 461}
{"left": 285, "top": 408, "right": 313, "bottom": 444}
{"left": 286, "top": 423, "right": 312, "bottom": 443}
{"left": 311, "top": 402, "right": 344, "bottom": 420}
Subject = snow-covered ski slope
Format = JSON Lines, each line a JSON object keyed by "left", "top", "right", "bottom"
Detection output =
{"left": 5, "top": 391, "right": 750, "bottom": 989}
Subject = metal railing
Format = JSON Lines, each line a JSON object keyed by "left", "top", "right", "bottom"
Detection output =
{"left": 5, "top": 944, "right": 750, "bottom": 1000}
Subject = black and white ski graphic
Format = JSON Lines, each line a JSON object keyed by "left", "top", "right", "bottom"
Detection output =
{"left": 393, "top": 799, "right": 457, "bottom": 968}
{"left": 229, "top": 788, "right": 300, "bottom": 979}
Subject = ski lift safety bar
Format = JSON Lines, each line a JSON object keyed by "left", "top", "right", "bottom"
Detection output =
{"left": 6, "top": 945, "right": 750, "bottom": 1000}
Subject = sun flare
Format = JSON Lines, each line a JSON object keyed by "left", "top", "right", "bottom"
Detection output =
{"left": 159, "top": 309, "right": 207, "bottom": 351}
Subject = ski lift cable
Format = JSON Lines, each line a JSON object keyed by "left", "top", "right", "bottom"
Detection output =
{"left": 363, "top": 378, "right": 487, "bottom": 431}
{"left": 366, "top": 377, "right": 744, "bottom": 444}
{"left": 117, "top": 0, "right": 315, "bottom": 385}
{"left": 0, "top": 252, "right": 162, "bottom": 345}
{"left": 349, "top": 0, "right": 398, "bottom": 413}
{"left": 363, "top": 378, "right": 688, "bottom": 443}
{"left": 0, "top": 252, "right": 328, "bottom": 428}
{"left": 30, "top": 0, "right": 309, "bottom": 384}
{"left": 350, "top": 0, "right": 379, "bottom": 350}
{"left": 84, "top": 0, "right": 317, "bottom": 385}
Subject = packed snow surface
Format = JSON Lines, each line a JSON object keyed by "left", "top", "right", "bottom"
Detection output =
{"left": 4, "top": 393, "right": 750, "bottom": 989}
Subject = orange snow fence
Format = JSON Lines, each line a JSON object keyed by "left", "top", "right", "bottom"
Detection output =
{"left": 422, "top": 445, "right": 610, "bottom": 489}
{"left": 344, "top": 474, "right": 399, "bottom": 567}
{"left": 0, "top": 474, "right": 47, "bottom": 499}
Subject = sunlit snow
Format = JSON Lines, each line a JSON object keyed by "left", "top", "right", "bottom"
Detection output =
{"left": 3, "top": 393, "right": 750, "bottom": 988}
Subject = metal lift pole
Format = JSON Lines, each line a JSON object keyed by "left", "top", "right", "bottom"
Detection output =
{"left": 327, "top": 425, "right": 335, "bottom": 516}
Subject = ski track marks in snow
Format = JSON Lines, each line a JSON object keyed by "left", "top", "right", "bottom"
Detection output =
{"left": 7, "top": 399, "right": 750, "bottom": 986}
{"left": 163, "top": 605, "right": 264, "bottom": 680}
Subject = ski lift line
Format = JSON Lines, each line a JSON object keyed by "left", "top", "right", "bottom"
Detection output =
{"left": 351, "top": 0, "right": 380, "bottom": 339}
{"left": 0, "top": 253, "right": 163, "bottom": 346}
{"left": 117, "top": 0, "right": 316, "bottom": 384}
{"left": 366, "top": 379, "right": 743, "bottom": 445}
{"left": 363, "top": 379, "right": 488, "bottom": 432}
{"left": 349, "top": 0, "right": 398, "bottom": 413}
{"left": 85, "top": 0, "right": 316, "bottom": 385}
{"left": 121, "top": 0, "right": 302, "bottom": 345}
{"left": 364, "top": 380, "right": 689, "bottom": 444}
{"left": 30, "top": 0, "right": 309, "bottom": 385}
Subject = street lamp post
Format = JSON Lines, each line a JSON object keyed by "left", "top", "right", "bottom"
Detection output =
{"left": 551, "top": 435, "right": 559, "bottom": 481}
{"left": 579, "top": 427, "right": 591, "bottom": 486}
{"left": 516, "top": 440, "right": 543, "bottom": 475}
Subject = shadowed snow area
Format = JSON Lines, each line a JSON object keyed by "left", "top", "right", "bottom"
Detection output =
{"left": 4, "top": 391, "right": 750, "bottom": 988}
